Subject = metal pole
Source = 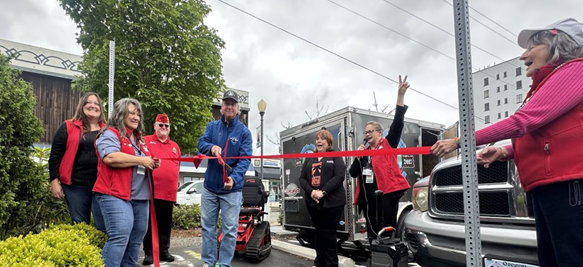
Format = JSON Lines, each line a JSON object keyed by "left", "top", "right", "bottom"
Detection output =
{"left": 260, "top": 111, "right": 265, "bottom": 180}
{"left": 108, "top": 40, "right": 115, "bottom": 118}
{"left": 453, "top": 1, "right": 482, "bottom": 266}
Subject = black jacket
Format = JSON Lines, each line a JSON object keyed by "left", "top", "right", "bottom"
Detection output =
{"left": 299, "top": 153, "right": 346, "bottom": 208}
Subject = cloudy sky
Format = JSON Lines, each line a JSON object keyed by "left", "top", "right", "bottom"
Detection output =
{"left": 0, "top": 0, "right": 581, "bottom": 155}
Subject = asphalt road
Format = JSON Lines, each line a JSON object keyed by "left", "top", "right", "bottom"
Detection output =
{"left": 137, "top": 245, "right": 314, "bottom": 267}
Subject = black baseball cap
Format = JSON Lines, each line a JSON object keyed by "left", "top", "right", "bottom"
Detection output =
{"left": 222, "top": 90, "right": 239, "bottom": 103}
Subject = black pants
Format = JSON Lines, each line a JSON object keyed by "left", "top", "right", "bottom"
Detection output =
{"left": 307, "top": 205, "right": 344, "bottom": 267}
{"left": 359, "top": 191, "right": 404, "bottom": 242}
{"left": 530, "top": 179, "right": 583, "bottom": 267}
{"left": 143, "top": 199, "right": 174, "bottom": 254}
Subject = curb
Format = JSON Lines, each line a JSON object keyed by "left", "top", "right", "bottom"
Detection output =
{"left": 271, "top": 240, "right": 355, "bottom": 267}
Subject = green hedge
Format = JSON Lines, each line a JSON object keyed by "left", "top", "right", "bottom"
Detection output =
{"left": 0, "top": 223, "right": 105, "bottom": 266}
{"left": 172, "top": 204, "right": 222, "bottom": 230}
{"left": 173, "top": 204, "right": 202, "bottom": 230}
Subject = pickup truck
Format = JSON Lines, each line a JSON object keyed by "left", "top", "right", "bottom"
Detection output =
{"left": 404, "top": 154, "right": 539, "bottom": 266}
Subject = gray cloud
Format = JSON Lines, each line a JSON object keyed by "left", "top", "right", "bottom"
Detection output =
{"left": 1, "top": 0, "right": 581, "bottom": 155}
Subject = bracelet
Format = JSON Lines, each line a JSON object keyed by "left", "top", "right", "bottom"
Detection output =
{"left": 454, "top": 137, "right": 460, "bottom": 149}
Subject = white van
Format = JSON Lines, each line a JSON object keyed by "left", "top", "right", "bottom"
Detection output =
{"left": 176, "top": 181, "right": 204, "bottom": 205}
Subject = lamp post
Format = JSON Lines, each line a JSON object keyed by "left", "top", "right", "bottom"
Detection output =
{"left": 258, "top": 99, "right": 267, "bottom": 180}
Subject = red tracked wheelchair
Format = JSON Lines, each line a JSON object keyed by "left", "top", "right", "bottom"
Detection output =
{"left": 218, "top": 177, "right": 272, "bottom": 261}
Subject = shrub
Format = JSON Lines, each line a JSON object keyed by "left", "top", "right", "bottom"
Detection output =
{"left": 172, "top": 204, "right": 222, "bottom": 230}
{"left": 173, "top": 204, "right": 201, "bottom": 230}
{"left": 0, "top": 55, "right": 69, "bottom": 239}
{"left": 0, "top": 223, "right": 105, "bottom": 266}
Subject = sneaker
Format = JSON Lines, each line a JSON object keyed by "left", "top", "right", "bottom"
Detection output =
{"left": 201, "top": 263, "right": 210, "bottom": 267}
{"left": 142, "top": 254, "right": 153, "bottom": 266}
{"left": 160, "top": 251, "right": 175, "bottom": 262}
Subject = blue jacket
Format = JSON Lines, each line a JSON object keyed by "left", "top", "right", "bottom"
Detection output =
{"left": 198, "top": 114, "right": 252, "bottom": 194}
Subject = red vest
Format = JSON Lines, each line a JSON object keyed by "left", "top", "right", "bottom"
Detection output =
{"left": 58, "top": 120, "right": 105, "bottom": 185}
{"left": 514, "top": 58, "right": 583, "bottom": 192}
{"left": 93, "top": 128, "right": 151, "bottom": 200}
{"left": 145, "top": 135, "right": 181, "bottom": 202}
{"left": 353, "top": 138, "right": 411, "bottom": 204}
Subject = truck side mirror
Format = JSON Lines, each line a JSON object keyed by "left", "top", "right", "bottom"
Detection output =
{"left": 187, "top": 189, "right": 197, "bottom": 194}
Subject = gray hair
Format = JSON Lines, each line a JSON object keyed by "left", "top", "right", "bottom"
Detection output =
{"left": 366, "top": 121, "right": 383, "bottom": 132}
{"left": 528, "top": 30, "right": 583, "bottom": 63}
{"left": 105, "top": 98, "right": 145, "bottom": 142}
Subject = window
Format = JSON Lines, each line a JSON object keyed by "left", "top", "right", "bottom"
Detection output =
{"left": 516, "top": 80, "right": 523, "bottom": 89}
{"left": 485, "top": 115, "right": 490, "bottom": 124}
{"left": 504, "top": 84, "right": 508, "bottom": 91}
{"left": 497, "top": 100, "right": 501, "bottom": 106}
{"left": 496, "top": 74, "right": 500, "bottom": 80}
{"left": 504, "top": 71, "right": 507, "bottom": 78}
{"left": 484, "top": 77, "right": 489, "bottom": 86}
{"left": 516, "top": 94, "right": 523, "bottom": 103}
{"left": 504, "top": 98, "right": 508, "bottom": 104}
{"left": 497, "top": 86, "right": 500, "bottom": 93}
{"left": 484, "top": 90, "right": 489, "bottom": 99}
{"left": 516, "top": 67, "right": 522, "bottom": 76}
{"left": 485, "top": 103, "right": 490, "bottom": 111}
{"left": 498, "top": 113, "right": 501, "bottom": 119}
{"left": 505, "top": 111, "right": 509, "bottom": 117}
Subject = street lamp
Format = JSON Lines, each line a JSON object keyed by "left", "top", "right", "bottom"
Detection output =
{"left": 258, "top": 99, "right": 267, "bottom": 180}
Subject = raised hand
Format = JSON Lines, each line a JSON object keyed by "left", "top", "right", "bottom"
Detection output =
{"left": 398, "top": 75, "right": 410, "bottom": 96}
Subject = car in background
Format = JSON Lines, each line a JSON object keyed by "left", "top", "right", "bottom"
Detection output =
{"left": 176, "top": 181, "right": 204, "bottom": 205}
{"left": 404, "top": 147, "right": 539, "bottom": 267}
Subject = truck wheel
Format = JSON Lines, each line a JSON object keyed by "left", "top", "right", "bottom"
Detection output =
{"left": 397, "top": 209, "right": 411, "bottom": 240}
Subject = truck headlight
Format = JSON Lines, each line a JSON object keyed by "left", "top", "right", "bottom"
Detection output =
{"left": 412, "top": 187, "right": 428, "bottom": 211}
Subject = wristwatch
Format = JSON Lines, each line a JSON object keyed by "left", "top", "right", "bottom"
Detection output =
{"left": 322, "top": 191, "right": 327, "bottom": 196}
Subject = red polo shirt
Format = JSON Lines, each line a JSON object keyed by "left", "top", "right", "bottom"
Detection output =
{"left": 145, "top": 135, "right": 181, "bottom": 202}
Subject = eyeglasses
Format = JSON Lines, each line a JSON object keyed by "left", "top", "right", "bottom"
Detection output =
{"left": 364, "top": 130, "right": 376, "bottom": 135}
{"left": 158, "top": 124, "right": 170, "bottom": 128}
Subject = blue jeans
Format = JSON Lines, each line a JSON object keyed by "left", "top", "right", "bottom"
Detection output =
{"left": 61, "top": 184, "right": 105, "bottom": 232}
{"left": 96, "top": 193, "right": 149, "bottom": 267}
{"left": 530, "top": 179, "right": 583, "bottom": 267}
{"left": 201, "top": 188, "right": 242, "bottom": 267}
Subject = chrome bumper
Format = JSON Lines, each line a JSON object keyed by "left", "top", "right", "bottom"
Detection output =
{"left": 404, "top": 210, "right": 538, "bottom": 266}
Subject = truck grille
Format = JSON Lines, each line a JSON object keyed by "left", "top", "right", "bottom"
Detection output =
{"left": 431, "top": 161, "right": 512, "bottom": 217}
{"left": 433, "top": 161, "right": 509, "bottom": 186}
{"left": 434, "top": 192, "right": 510, "bottom": 215}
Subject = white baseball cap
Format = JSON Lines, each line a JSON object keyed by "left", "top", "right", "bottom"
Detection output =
{"left": 517, "top": 18, "right": 583, "bottom": 49}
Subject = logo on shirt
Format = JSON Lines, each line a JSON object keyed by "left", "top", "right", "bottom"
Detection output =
{"left": 229, "top": 137, "right": 239, "bottom": 143}
{"left": 326, "top": 160, "right": 334, "bottom": 164}
{"left": 173, "top": 147, "right": 177, "bottom": 154}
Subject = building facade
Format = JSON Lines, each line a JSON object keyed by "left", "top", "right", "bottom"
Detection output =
{"left": 472, "top": 58, "right": 530, "bottom": 129}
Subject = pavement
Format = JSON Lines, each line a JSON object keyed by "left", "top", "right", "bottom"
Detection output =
{"left": 135, "top": 225, "right": 419, "bottom": 267}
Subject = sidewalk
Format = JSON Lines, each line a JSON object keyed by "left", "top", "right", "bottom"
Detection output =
{"left": 269, "top": 225, "right": 356, "bottom": 267}
{"left": 136, "top": 225, "right": 356, "bottom": 267}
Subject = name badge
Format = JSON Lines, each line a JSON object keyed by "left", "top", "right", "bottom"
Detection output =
{"left": 363, "top": 168, "right": 374, "bottom": 184}
{"left": 137, "top": 165, "right": 146, "bottom": 175}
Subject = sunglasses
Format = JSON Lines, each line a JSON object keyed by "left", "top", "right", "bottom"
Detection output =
{"left": 157, "top": 124, "right": 170, "bottom": 128}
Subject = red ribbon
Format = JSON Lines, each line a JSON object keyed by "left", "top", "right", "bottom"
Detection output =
{"left": 163, "top": 146, "right": 432, "bottom": 168}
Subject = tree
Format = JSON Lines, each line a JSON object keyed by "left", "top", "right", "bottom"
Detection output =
{"left": 0, "top": 55, "right": 68, "bottom": 239}
{"left": 59, "top": 0, "right": 226, "bottom": 153}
